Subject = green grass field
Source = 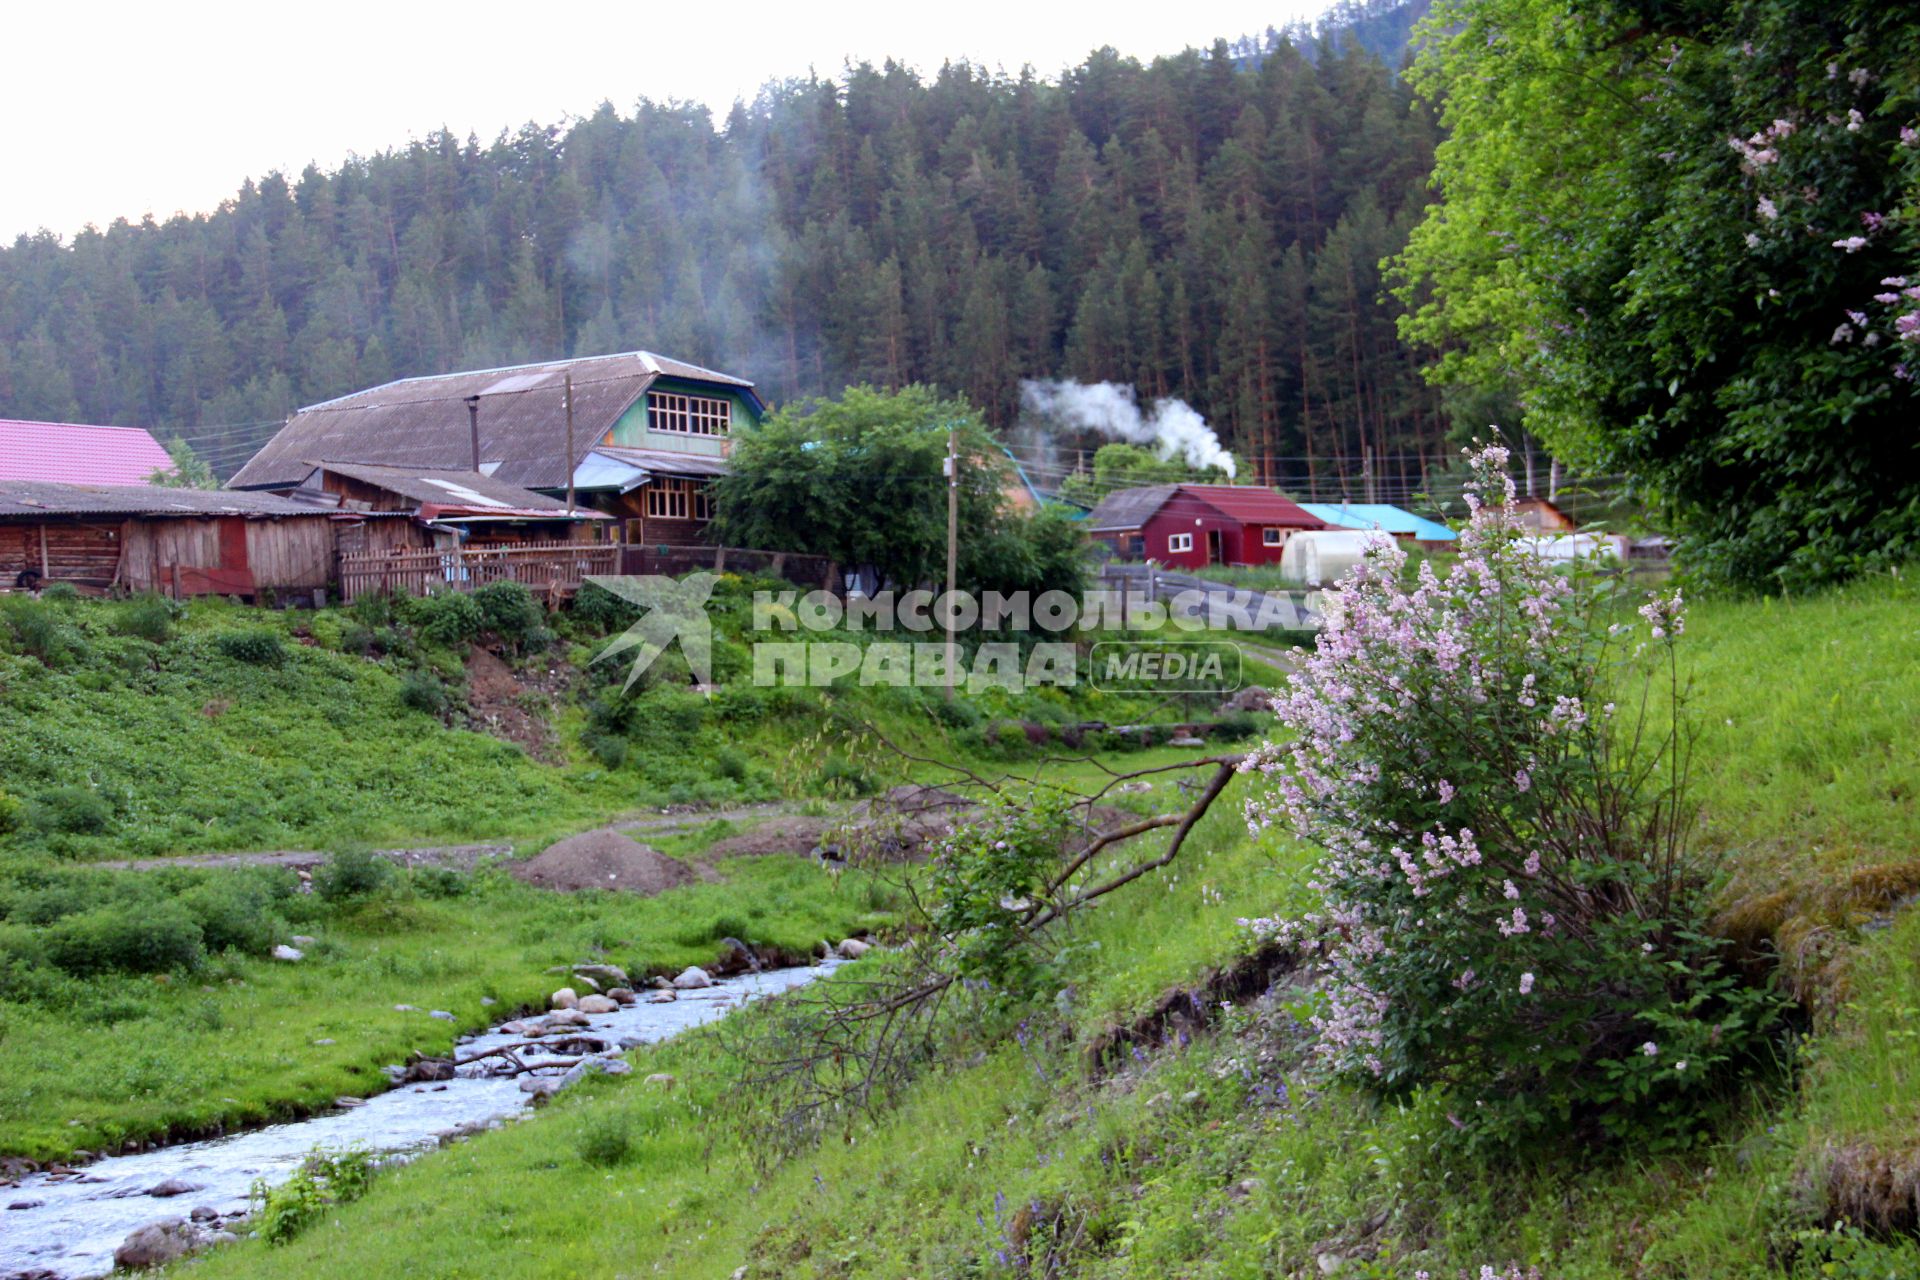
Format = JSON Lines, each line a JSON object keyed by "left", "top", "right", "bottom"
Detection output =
{"left": 176, "top": 571, "right": 1920, "bottom": 1280}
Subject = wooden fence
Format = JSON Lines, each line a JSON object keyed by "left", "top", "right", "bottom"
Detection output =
{"left": 338, "top": 541, "right": 620, "bottom": 604}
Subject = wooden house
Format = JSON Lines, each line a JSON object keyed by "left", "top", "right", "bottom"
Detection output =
{"left": 229, "top": 351, "right": 763, "bottom": 546}
{"left": 1084, "top": 484, "right": 1327, "bottom": 570}
{"left": 0, "top": 480, "right": 343, "bottom": 597}
{"left": 1513, "top": 496, "right": 1575, "bottom": 533}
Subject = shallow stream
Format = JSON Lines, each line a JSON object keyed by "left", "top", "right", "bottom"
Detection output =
{"left": 0, "top": 961, "right": 835, "bottom": 1279}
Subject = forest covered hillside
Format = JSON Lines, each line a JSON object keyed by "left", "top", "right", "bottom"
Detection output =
{"left": 0, "top": 2, "right": 1441, "bottom": 489}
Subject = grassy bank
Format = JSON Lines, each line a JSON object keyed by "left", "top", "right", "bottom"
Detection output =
{"left": 0, "top": 854, "right": 894, "bottom": 1162}
{"left": 175, "top": 571, "right": 1920, "bottom": 1279}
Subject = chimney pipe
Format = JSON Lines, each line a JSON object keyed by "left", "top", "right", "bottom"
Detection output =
{"left": 464, "top": 395, "right": 481, "bottom": 472}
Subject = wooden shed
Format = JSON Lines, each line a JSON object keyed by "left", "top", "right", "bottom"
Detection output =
{"left": 0, "top": 481, "right": 344, "bottom": 598}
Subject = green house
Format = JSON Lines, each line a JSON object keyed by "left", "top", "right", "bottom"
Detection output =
{"left": 228, "top": 350, "right": 764, "bottom": 544}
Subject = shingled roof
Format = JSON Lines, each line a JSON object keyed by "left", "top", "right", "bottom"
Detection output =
{"left": 228, "top": 351, "right": 758, "bottom": 492}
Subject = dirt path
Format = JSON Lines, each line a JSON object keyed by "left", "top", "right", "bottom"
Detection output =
{"left": 95, "top": 802, "right": 810, "bottom": 872}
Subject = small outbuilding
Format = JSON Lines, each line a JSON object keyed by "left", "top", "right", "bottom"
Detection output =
{"left": 0, "top": 481, "right": 343, "bottom": 597}
{"left": 1084, "top": 484, "right": 1327, "bottom": 570}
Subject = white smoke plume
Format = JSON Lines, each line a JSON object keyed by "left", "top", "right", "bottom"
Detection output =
{"left": 1018, "top": 380, "right": 1237, "bottom": 479}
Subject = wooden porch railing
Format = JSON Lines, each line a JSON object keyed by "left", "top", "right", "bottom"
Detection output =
{"left": 338, "top": 541, "right": 620, "bottom": 603}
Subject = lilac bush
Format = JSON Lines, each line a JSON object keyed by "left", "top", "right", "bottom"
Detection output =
{"left": 1243, "top": 445, "right": 1780, "bottom": 1145}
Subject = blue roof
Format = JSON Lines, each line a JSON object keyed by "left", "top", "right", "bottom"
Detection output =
{"left": 1300, "top": 502, "right": 1457, "bottom": 542}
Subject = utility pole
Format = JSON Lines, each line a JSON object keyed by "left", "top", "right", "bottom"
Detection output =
{"left": 464, "top": 394, "right": 481, "bottom": 473}
{"left": 564, "top": 373, "right": 577, "bottom": 518}
{"left": 944, "top": 421, "right": 959, "bottom": 704}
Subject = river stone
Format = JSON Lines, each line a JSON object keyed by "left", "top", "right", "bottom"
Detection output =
{"left": 573, "top": 963, "right": 631, "bottom": 988}
{"left": 428, "top": 1010, "right": 456, "bottom": 1022}
{"left": 7, "top": 1198, "right": 45, "bottom": 1209}
{"left": 607, "top": 987, "right": 636, "bottom": 1004}
{"left": 672, "top": 966, "right": 712, "bottom": 990}
{"left": 271, "top": 944, "right": 303, "bottom": 962}
{"left": 576, "top": 995, "right": 619, "bottom": 1014}
{"left": 189, "top": 1205, "right": 220, "bottom": 1222}
{"left": 837, "top": 938, "right": 872, "bottom": 959}
{"left": 148, "top": 1178, "right": 201, "bottom": 1197}
{"left": 551, "top": 987, "right": 579, "bottom": 1009}
{"left": 548, "top": 1008, "right": 590, "bottom": 1027}
{"left": 113, "top": 1218, "right": 199, "bottom": 1269}
{"left": 648, "top": 990, "right": 678, "bottom": 1003}
{"left": 335, "top": 1096, "right": 366, "bottom": 1108}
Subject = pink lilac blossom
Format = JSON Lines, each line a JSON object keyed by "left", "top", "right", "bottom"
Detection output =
{"left": 1833, "top": 237, "right": 1869, "bottom": 253}
{"left": 1238, "top": 444, "right": 1688, "bottom": 1085}
{"left": 1519, "top": 972, "right": 1535, "bottom": 995}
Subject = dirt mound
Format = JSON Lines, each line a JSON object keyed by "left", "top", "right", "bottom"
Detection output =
{"left": 510, "top": 829, "right": 698, "bottom": 894}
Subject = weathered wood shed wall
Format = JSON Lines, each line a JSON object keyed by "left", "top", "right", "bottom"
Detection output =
{"left": 0, "top": 515, "right": 339, "bottom": 594}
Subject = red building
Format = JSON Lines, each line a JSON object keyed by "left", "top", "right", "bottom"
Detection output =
{"left": 1084, "top": 484, "right": 1327, "bottom": 570}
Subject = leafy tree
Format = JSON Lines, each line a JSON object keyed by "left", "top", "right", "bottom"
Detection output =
{"left": 150, "top": 436, "right": 217, "bottom": 489}
{"left": 1057, "top": 441, "right": 1238, "bottom": 507}
{"left": 709, "top": 385, "right": 1006, "bottom": 590}
{"left": 1396, "top": 0, "right": 1920, "bottom": 587}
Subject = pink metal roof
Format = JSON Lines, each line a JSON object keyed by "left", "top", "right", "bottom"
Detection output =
{"left": 0, "top": 420, "right": 176, "bottom": 485}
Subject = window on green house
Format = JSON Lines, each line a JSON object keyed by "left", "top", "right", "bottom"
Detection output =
{"left": 648, "top": 391, "right": 730, "bottom": 436}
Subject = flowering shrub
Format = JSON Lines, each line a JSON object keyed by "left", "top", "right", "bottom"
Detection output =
{"left": 1243, "top": 445, "right": 1781, "bottom": 1146}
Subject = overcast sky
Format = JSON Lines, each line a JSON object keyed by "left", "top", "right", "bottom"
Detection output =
{"left": 4, "top": 0, "right": 1327, "bottom": 243}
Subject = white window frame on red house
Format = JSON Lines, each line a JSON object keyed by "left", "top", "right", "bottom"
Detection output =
{"left": 1168, "top": 532, "right": 1193, "bottom": 553}
{"left": 1263, "top": 527, "right": 1284, "bottom": 546}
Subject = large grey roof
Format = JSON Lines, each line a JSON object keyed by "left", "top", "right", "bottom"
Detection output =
{"left": 228, "top": 351, "right": 757, "bottom": 492}
{"left": 0, "top": 480, "right": 325, "bottom": 519}
{"left": 1082, "top": 484, "right": 1180, "bottom": 532}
